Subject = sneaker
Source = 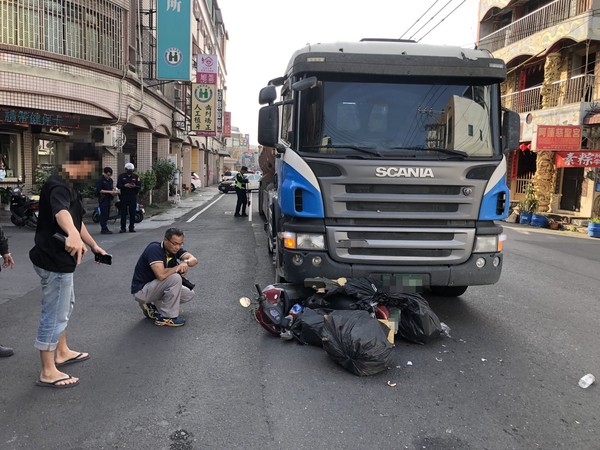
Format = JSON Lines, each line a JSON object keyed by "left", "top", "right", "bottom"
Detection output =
{"left": 119, "top": 229, "right": 126, "bottom": 233}
{"left": 154, "top": 314, "right": 186, "bottom": 327}
{"left": 129, "top": 229, "right": 136, "bottom": 233}
{"left": 101, "top": 230, "right": 113, "bottom": 234}
{"left": 139, "top": 303, "right": 158, "bottom": 320}
{"left": 241, "top": 213, "right": 248, "bottom": 217}
{"left": 234, "top": 213, "right": 240, "bottom": 217}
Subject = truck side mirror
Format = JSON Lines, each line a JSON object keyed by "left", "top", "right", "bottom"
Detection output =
{"left": 502, "top": 109, "right": 520, "bottom": 154}
{"left": 258, "top": 105, "right": 279, "bottom": 148}
{"left": 259, "top": 85, "right": 277, "bottom": 105}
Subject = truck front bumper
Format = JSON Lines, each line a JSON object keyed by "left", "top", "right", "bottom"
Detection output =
{"left": 277, "top": 249, "right": 503, "bottom": 289}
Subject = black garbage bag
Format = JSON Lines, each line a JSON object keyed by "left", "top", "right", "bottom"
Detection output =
{"left": 321, "top": 310, "right": 393, "bottom": 376}
{"left": 320, "top": 277, "right": 380, "bottom": 312}
{"left": 327, "top": 277, "right": 379, "bottom": 302}
{"left": 377, "top": 292, "right": 442, "bottom": 344}
{"left": 290, "top": 308, "right": 331, "bottom": 347}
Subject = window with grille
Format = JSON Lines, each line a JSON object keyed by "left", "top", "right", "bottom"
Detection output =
{"left": 0, "top": 0, "right": 124, "bottom": 69}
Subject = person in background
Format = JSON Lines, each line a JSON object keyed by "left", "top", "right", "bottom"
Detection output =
{"left": 29, "top": 143, "right": 109, "bottom": 388}
{"left": 0, "top": 222, "right": 15, "bottom": 357}
{"left": 117, "top": 162, "right": 140, "bottom": 233}
{"left": 234, "top": 166, "right": 249, "bottom": 217}
{"left": 131, "top": 228, "right": 198, "bottom": 327}
{"left": 96, "top": 166, "right": 117, "bottom": 234}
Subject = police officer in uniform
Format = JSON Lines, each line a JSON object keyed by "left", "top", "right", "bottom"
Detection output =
{"left": 96, "top": 167, "right": 117, "bottom": 234}
{"left": 234, "top": 166, "right": 249, "bottom": 217}
{"left": 117, "top": 162, "right": 141, "bottom": 233}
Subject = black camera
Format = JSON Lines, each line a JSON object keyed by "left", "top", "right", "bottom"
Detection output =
{"left": 180, "top": 275, "right": 195, "bottom": 291}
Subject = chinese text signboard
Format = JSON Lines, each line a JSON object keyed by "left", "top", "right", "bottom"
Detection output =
{"left": 217, "top": 89, "right": 223, "bottom": 132}
{"left": 536, "top": 125, "right": 582, "bottom": 150}
{"left": 191, "top": 83, "right": 216, "bottom": 136}
{"left": 0, "top": 108, "right": 80, "bottom": 128}
{"left": 555, "top": 151, "right": 600, "bottom": 168}
{"left": 223, "top": 111, "right": 231, "bottom": 137}
{"left": 196, "top": 54, "right": 218, "bottom": 84}
{"left": 157, "top": 0, "right": 192, "bottom": 80}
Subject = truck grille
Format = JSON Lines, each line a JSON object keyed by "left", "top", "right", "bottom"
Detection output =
{"left": 328, "top": 226, "right": 474, "bottom": 265}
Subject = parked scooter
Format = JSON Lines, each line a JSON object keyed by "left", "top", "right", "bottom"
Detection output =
{"left": 10, "top": 182, "right": 39, "bottom": 229}
{"left": 91, "top": 201, "right": 145, "bottom": 224}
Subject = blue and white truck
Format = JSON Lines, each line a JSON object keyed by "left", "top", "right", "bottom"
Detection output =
{"left": 257, "top": 39, "right": 520, "bottom": 296}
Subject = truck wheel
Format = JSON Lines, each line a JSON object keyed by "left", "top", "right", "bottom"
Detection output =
{"left": 430, "top": 286, "right": 468, "bottom": 297}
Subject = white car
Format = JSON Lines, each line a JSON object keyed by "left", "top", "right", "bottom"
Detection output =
{"left": 191, "top": 172, "right": 200, "bottom": 191}
{"left": 246, "top": 173, "right": 261, "bottom": 191}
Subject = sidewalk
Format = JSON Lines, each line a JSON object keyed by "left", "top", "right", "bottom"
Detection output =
{"left": 502, "top": 220, "right": 595, "bottom": 239}
{"left": 84, "top": 185, "right": 221, "bottom": 231}
{"left": 0, "top": 185, "right": 222, "bottom": 231}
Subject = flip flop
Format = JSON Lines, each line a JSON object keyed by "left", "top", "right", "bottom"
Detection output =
{"left": 55, "top": 352, "right": 90, "bottom": 367}
{"left": 35, "top": 376, "right": 80, "bottom": 389}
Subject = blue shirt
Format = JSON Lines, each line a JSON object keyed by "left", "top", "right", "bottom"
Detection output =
{"left": 131, "top": 241, "right": 187, "bottom": 294}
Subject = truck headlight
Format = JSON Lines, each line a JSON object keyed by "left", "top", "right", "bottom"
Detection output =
{"left": 280, "top": 232, "right": 325, "bottom": 250}
{"left": 473, "top": 235, "right": 503, "bottom": 253}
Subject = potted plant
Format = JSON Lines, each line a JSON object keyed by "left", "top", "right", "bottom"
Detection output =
{"left": 518, "top": 182, "right": 537, "bottom": 225}
{"left": 588, "top": 217, "right": 600, "bottom": 238}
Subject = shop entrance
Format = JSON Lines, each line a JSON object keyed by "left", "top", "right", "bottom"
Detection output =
{"left": 560, "top": 168, "right": 584, "bottom": 211}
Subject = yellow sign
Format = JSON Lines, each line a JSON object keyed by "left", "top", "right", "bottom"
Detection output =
{"left": 191, "top": 83, "right": 216, "bottom": 135}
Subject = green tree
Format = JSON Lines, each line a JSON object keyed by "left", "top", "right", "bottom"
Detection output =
{"left": 139, "top": 170, "right": 157, "bottom": 195}
{"left": 152, "top": 158, "right": 177, "bottom": 189}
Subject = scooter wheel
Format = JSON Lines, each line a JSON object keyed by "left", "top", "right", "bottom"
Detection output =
{"left": 92, "top": 212, "right": 100, "bottom": 223}
{"left": 134, "top": 212, "right": 144, "bottom": 223}
{"left": 10, "top": 215, "right": 21, "bottom": 227}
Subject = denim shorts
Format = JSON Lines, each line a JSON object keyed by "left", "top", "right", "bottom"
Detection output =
{"left": 33, "top": 265, "right": 75, "bottom": 351}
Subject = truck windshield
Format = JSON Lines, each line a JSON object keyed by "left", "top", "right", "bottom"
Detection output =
{"left": 298, "top": 80, "right": 498, "bottom": 159}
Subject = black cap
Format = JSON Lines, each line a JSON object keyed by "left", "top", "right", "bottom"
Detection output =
{"left": 241, "top": 166, "right": 248, "bottom": 171}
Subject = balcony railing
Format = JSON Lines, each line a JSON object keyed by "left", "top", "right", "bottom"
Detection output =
{"left": 502, "top": 74, "right": 594, "bottom": 113}
{"left": 479, "top": 0, "right": 586, "bottom": 53}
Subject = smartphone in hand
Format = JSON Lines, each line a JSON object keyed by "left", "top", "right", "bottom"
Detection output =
{"left": 94, "top": 253, "right": 113, "bottom": 265}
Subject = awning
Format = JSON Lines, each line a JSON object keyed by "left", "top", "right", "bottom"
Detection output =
{"left": 583, "top": 112, "right": 600, "bottom": 125}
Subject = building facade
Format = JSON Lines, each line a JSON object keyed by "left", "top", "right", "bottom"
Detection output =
{"left": 479, "top": 0, "right": 600, "bottom": 219}
{"left": 0, "top": 0, "right": 229, "bottom": 200}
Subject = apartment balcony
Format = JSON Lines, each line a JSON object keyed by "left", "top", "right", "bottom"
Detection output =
{"left": 479, "top": 0, "right": 592, "bottom": 56}
{"left": 502, "top": 74, "right": 595, "bottom": 114}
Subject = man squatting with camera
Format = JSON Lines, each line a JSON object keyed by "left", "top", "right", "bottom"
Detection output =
{"left": 130, "top": 228, "right": 198, "bottom": 327}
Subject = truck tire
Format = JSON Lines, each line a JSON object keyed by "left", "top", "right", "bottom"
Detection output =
{"left": 430, "top": 286, "right": 468, "bottom": 297}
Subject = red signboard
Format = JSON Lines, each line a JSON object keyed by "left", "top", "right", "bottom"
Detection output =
{"left": 223, "top": 111, "right": 231, "bottom": 137}
{"left": 536, "top": 125, "right": 582, "bottom": 150}
{"left": 554, "top": 151, "right": 600, "bottom": 168}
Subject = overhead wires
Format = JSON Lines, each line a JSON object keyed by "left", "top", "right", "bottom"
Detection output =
{"left": 400, "top": 0, "right": 468, "bottom": 43}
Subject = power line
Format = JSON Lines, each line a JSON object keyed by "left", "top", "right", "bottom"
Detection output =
{"left": 399, "top": 0, "right": 442, "bottom": 40}
{"left": 416, "top": 0, "right": 467, "bottom": 42}
{"left": 407, "top": 0, "right": 458, "bottom": 41}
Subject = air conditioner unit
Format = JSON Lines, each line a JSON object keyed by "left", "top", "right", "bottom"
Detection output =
{"left": 90, "top": 126, "right": 117, "bottom": 147}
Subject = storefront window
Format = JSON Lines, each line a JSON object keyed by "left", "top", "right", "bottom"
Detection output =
{"left": 36, "top": 139, "right": 57, "bottom": 167}
{"left": 0, "top": 132, "right": 21, "bottom": 180}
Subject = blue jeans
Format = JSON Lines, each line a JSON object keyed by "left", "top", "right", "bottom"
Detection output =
{"left": 33, "top": 265, "right": 75, "bottom": 351}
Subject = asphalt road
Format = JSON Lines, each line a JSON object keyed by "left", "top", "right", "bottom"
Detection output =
{"left": 0, "top": 190, "right": 599, "bottom": 449}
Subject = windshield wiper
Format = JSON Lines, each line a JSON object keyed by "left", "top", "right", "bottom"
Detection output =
{"left": 390, "top": 146, "right": 468, "bottom": 159}
{"left": 302, "top": 144, "right": 383, "bottom": 157}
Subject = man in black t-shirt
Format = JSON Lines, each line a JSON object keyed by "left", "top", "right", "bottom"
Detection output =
{"left": 29, "top": 143, "right": 109, "bottom": 389}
